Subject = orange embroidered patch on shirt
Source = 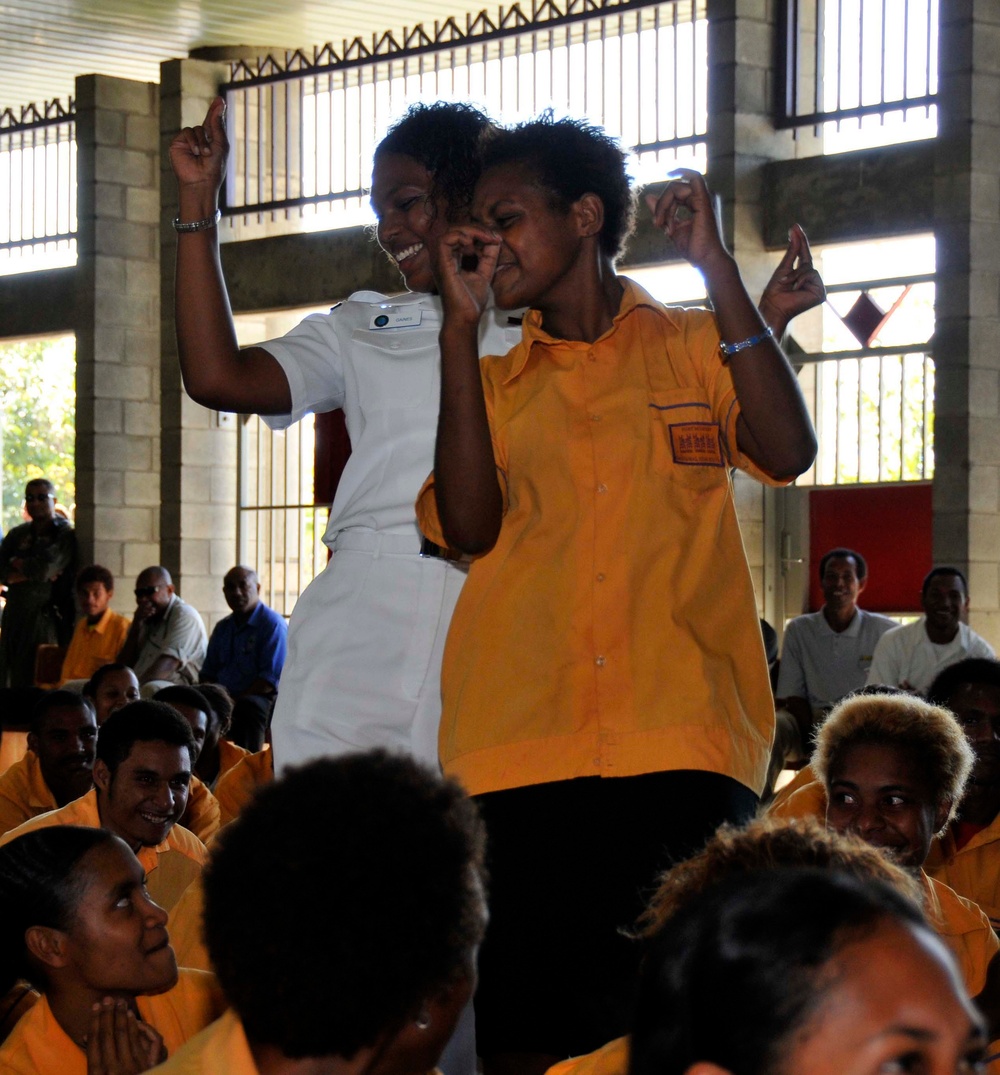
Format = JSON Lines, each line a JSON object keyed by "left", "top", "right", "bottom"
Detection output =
{"left": 669, "top": 422, "right": 724, "bottom": 466}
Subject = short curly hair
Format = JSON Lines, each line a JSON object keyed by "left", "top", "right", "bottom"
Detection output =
{"left": 813, "top": 694, "right": 973, "bottom": 827}
{"left": 637, "top": 815, "right": 920, "bottom": 940}
{"left": 76, "top": 563, "right": 115, "bottom": 592}
{"left": 203, "top": 751, "right": 487, "bottom": 1059}
{"left": 375, "top": 101, "right": 497, "bottom": 221}
{"left": 480, "top": 112, "right": 637, "bottom": 261}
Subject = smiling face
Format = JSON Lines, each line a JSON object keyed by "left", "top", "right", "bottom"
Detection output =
{"left": 820, "top": 555, "right": 864, "bottom": 616}
{"left": 94, "top": 740, "right": 192, "bottom": 850}
{"left": 134, "top": 569, "right": 173, "bottom": 621}
{"left": 371, "top": 152, "right": 451, "bottom": 295}
{"left": 57, "top": 837, "right": 177, "bottom": 999}
{"left": 29, "top": 703, "right": 98, "bottom": 805}
{"left": 472, "top": 162, "right": 593, "bottom": 312}
{"left": 922, "top": 573, "right": 967, "bottom": 640}
{"left": 92, "top": 669, "right": 141, "bottom": 725}
{"left": 779, "top": 917, "right": 985, "bottom": 1075}
{"left": 826, "top": 741, "right": 947, "bottom": 869}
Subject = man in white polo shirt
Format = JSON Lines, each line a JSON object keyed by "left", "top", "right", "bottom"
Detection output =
{"left": 770, "top": 548, "right": 896, "bottom": 785}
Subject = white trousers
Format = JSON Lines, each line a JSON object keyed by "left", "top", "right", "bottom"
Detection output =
{"left": 271, "top": 530, "right": 467, "bottom": 774}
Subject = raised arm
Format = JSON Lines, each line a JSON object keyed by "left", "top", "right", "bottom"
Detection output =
{"left": 646, "top": 171, "right": 817, "bottom": 480}
{"left": 170, "top": 97, "right": 291, "bottom": 414}
{"left": 431, "top": 226, "right": 504, "bottom": 554}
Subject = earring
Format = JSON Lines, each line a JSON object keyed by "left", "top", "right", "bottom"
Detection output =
{"left": 415, "top": 1008, "right": 431, "bottom": 1031}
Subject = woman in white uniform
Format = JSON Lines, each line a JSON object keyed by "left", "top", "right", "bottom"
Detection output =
{"left": 169, "top": 99, "right": 521, "bottom": 771}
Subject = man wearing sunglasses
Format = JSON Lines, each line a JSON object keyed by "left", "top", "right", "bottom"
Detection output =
{"left": 0, "top": 479, "right": 77, "bottom": 688}
{"left": 118, "top": 564, "right": 207, "bottom": 692}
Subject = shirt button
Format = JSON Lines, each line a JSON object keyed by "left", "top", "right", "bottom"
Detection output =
{"left": 590, "top": 413, "right": 601, "bottom": 421}
{"left": 597, "top": 483, "right": 608, "bottom": 494}
{"left": 595, "top": 655, "right": 606, "bottom": 667}
{"left": 596, "top": 573, "right": 606, "bottom": 582}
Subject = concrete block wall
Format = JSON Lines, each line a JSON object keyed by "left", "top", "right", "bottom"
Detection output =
{"left": 74, "top": 74, "right": 162, "bottom": 610}
{"left": 706, "top": 0, "right": 820, "bottom": 633}
{"left": 934, "top": 0, "right": 1000, "bottom": 646}
{"left": 158, "top": 59, "right": 237, "bottom": 630}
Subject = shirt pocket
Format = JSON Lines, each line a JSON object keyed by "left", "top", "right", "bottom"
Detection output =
{"left": 648, "top": 387, "right": 729, "bottom": 492}
{"left": 348, "top": 325, "right": 439, "bottom": 410}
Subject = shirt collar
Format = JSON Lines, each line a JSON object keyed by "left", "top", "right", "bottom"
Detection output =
{"left": 502, "top": 276, "right": 682, "bottom": 385}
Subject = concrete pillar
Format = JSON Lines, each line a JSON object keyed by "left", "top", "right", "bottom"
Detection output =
{"left": 74, "top": 74, "right": 161, "bottom": 604}
{"left": 934, "top": 1, "right": 1000, "bottom": 646}
{"left": 706, "top": 0, "right": 814, "bottom": 631}
{"left": 159, "top": 58, "right": 235, "bottom": 629}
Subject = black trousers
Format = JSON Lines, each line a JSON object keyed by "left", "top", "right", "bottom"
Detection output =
{"left": 473, "top": 769, "right": 758, "bottom": 1059}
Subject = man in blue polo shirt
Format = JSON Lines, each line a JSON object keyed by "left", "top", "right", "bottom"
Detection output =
{"left": 201, "top": 565, "right": 287, "bottom": 750}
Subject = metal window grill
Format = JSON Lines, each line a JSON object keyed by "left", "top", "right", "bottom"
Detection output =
{"left": 220, "top": 0, "right": 707, "bottom": 230}
{"left": 0, "top": 98, "right": 77, "bottom": 273}
{"left": 778, "top": 0, "right": 937, "bottom": 132}
{"left": 238, "top": 412, "right": 331, "bottom": 619}
{"left": 794, "top": 273, "right": 935, "bottom": 486}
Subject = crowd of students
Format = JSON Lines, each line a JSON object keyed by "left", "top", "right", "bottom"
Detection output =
{"left": 0, "top": 93, "right": 996, "bottom": 1075}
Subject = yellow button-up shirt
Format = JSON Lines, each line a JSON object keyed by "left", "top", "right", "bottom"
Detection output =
{"left": 0, "top": 751, "right": 56, "bottom": 838}
{"left": 418, "top": 279, "right": 783, "bottom": 798}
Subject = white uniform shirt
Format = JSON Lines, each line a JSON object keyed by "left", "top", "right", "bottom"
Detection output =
{"left": 866, "top": 617, "right": 996, "bottom": 695}
{"left": 776, "top": 607, "right": 898, "bottom": 712}
{"left": 261, "top": 290, "right": 522, "bottom": 548}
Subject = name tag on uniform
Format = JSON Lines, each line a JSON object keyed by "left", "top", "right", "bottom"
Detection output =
{"left": 369, "top": 307, "right": 423, "bottom": 330}
{"left": 669, "top": 422, "right": 724, "bottom": 466}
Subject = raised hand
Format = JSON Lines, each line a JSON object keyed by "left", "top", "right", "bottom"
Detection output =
{"left": 168, "top": 96, "right": 229, "bottom": 198}
{"left": 644, "top": 169, "right": 728, "bottom": 271}
{"left": 758, "top": 224, "right": 826, "bottom": 338}
{"left": 434, "top": 225, "right": 501, "bottom": 328}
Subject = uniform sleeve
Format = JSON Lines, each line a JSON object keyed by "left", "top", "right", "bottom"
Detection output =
{"left": 775, "top": 620, "right": 808, "bottom": 699}
{"left": 679, "top": 308, "right": 794, "bottom": 487}
{"left": 258, "top": 310, "right": 347, "bottom": 431}
{"left": 970, "top": 633, "right": 997, "bottom": 660}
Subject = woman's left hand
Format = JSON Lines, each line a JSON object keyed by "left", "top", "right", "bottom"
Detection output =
{"left": 758, "top": 224, "right": 826, "bottom": 338}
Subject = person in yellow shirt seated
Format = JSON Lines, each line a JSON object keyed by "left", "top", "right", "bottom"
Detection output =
{"left": 925, "top": 658, "right": 1000, "bottom": 929}
{"left": 0, "top": 701, "right": 207, "bottom": 912}
{"left": 58, "top": 565, "right": 131, "bottom": 686}
{"left": 193, "top": 683, "right": 252, "bottom": 784}
{"left": 0, "top": 691, "right": 97, "bottom": 838}
{"left": 815, "top": 692, "right": 1000, "bottom": 1031}
{"left": 0, "top": 825, "right": 225, "bottom": 1073}
{"left": 149, "top": 751, "right": 486, "bottom": 1075}
{"left": 629, "top": 868, "right": 986, "bottom": 1075}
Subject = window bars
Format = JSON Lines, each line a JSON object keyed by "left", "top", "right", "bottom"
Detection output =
{"left": 220, "top": 0, "right": 707, "bottom": 230}
{"left": 778, "top": 0, "right": 937, "bottom": 133}
{"left": 0, "top": 98, "right": 77, "bottom": 274}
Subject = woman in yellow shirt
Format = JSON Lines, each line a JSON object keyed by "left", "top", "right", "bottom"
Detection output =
{"left": 0, "top": 825, "right": 224, "bottom": 1073}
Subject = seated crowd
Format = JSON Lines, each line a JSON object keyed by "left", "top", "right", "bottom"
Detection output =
{"left": 0, "top": 552, "right": 999, "bottom": 1074}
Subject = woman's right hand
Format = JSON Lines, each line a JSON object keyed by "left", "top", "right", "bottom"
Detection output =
{"left": 169, "top": 96, "right": 228, "bottom": 199}
{"left": 434, "top": 225, "right": 500, "bottom": 329}
{"left": 86, "top": 997, "right": 167, "bottom": 1074}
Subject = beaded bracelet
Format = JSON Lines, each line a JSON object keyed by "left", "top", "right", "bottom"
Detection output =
{"left": 719, "top": 325, "right": 774, "bottom": 360}
{"left": 172, "top": 209, "right": 221, "bottom": 233}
